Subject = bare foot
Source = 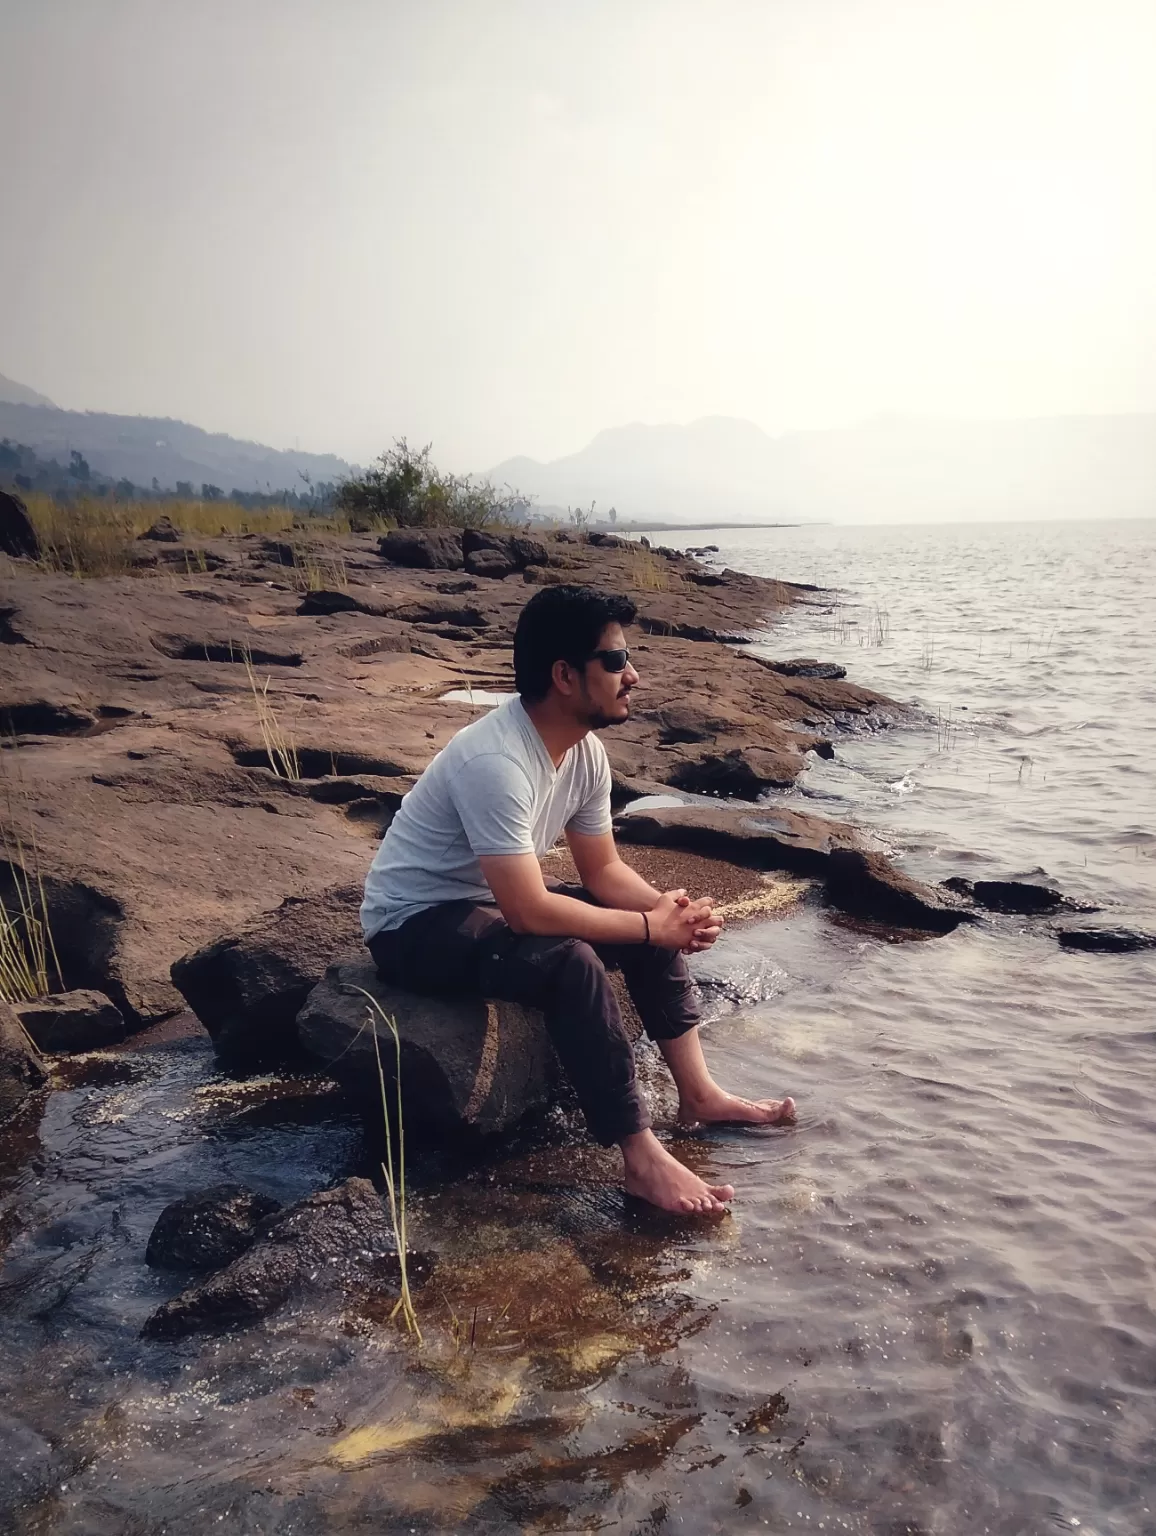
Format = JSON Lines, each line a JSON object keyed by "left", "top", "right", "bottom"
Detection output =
{"left": 677, "top": 1088, "right": 797, "bottom": 1128}
{"left": 621, "top": 1130, "right": 734, "bottom": 1215}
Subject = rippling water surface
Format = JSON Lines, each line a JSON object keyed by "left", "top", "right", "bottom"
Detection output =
{"left": 1, "top": 517, "right": 1153, "bottom": 1535}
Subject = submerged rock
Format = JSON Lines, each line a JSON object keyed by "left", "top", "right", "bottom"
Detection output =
{"left": 171, "top": 884, "right": 363, "bottom": 1065}
{"left": 0, "top": 1001, "right": 48, "bottom": 1126}
{"left": 826, "top": 848, "right": 970, "bottom": 933}
{"left": 941, "top": 876, "right": 1098, "bottom": 916}
{"left": 297, "top": 960, "right": 558, "bottom": 1138}
{"left": 1057, "top": 927, "right": 1156, "bottom": 953}
{"left": 12, "top": 989, "right": 126, "bottom": 1052}
{"left": 146, "top": 1184, "right": 282, "bottom": 1271}
{"left": 142, "top": 1177, "right": 421, "bottom": 1338}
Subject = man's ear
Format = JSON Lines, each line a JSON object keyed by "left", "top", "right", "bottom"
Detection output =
{"left": 551, "top": 657, "right": 578, "bottom": 696}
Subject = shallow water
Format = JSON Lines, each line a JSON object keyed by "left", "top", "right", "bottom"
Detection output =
{"left": 2, "top": 517, "right": 1154, "bottom": 1534}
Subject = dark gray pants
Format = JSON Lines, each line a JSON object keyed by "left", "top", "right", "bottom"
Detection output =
{"left": 366, "top": 883, "right": 700, "bottom": 1145}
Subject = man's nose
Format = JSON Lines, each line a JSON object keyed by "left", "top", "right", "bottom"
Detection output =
{"left": 623, "top": 661, "right": 640, "bottom": 686}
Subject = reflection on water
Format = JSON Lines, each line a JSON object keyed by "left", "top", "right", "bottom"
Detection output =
{"left": 2, "top": 519, "right": 1155, "bottom": 1533}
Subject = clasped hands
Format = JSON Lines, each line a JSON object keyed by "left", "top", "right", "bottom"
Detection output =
{"left": 646, "top": 887, "right": 723, "bottom": 953}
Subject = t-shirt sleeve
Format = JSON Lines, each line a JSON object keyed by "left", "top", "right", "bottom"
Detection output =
{"left": 566, "top": 738, "right": 613, "bottom": 836}
{"left": 446, "top": 752, "right": 537, "bottom": 857}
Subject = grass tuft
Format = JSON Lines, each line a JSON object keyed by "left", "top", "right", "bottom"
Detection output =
{"left": 242, "top": 651, "right": 301, "bottom": 780}
{"left": 355, "top": 987, "right": 421, "bottom": 1343}
{"left": 622, "top": 543, "right": 670, "bottom": 592}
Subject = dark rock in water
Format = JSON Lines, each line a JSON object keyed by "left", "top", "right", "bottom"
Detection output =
{"left": 758, "top": 657, "right": 848, "bottom": 681}
{"left": 0, "top": 1001, "right": 48, "bottom": 1126}
{"left": 171, "top": 884, "right": 363, "bottom": 1065}
{"left": 614, "top": 802, "right": 858, "bottom": 876}
{"left": 146, "top": 1184, "right": 282, "bottom": 1271}
{"left": 1057, "top": 927, "right": 1156, "bottom": 953}
{"left": 142, "top": 1177, "right": 424, "bottom": 1338}
{"left": 0, "top": 489, "right": 41, "bottom": 559}
{"left": 826, "top": 848, "right": 970, "bottom": 933}
{"left": 12, "top": 989, "right": 126, "bottom": 1052}
{"left": 942, "top": 876, "right": 1099, "bottom": 916}
{"left": 378, "top": 527, "right": 464, "bottom": 570}
{"left": 140, "top": 515, "right": 182, "bottom": 542}
{"left": 297, "top": 960, "right": 558, "bottom": 1138}
{"left": 464, "top": 547, "right": 516, "bottom": 579}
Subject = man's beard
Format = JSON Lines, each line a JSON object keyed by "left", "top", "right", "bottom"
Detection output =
{"left": 584, "top": 694, "right": 630, "bottom": 730}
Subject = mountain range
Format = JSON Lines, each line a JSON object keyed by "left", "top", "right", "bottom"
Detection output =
{"left": 490, "top": 413, "right": 1156, "bottom": 524}
{"left": 0, "top": 376, "right": 353, "bottom": 497}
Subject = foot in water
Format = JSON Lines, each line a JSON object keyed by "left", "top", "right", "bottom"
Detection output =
{"left": 676, "top": 1088, "right": 797, "bottom": 1128}
{"left": 621, "top": 1129, "right": 734, "bottom": 1215}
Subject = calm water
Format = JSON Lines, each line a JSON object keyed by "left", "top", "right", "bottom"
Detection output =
{"left": 1, "top": 518, "right": 1153, "bottom": 1534}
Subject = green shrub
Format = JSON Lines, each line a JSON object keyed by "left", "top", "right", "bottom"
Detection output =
{"left": 337, "top": 439, "right": 528, "bottom": 531}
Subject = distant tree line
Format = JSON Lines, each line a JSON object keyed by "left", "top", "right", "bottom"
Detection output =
{"left": 0, "top": 439, "right": 339, "bottom": 513}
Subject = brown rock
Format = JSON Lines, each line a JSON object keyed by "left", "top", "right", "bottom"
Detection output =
{"left": 825, "top": 848, "right": 970, "bottom": 932}
{"left": 171, "top": 884, "right": 365, "bottom": 1065}
{"left": 139, "top": 516, "right": 181, "bottom": 543}
{"left": 378, "top": 528, "right": 464, "bottom": 569}
{"left": 11, "top": 989, "right": 126, "bottom": 1052}
{"left": 613, "top": 802, "right": 858, "bottom": 874}
{"left": 297, "top": 960, "right": 559, "bottom": 1138}
{"left": 0, "top": 1001, "right": 47, "bottom": 1126}
{"left": 464, "top": 548, "right": 516, "bottom": 579}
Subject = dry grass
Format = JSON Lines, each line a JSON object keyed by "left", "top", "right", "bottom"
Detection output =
{"left": 242, "top": 652, "right": 301, "bottom": 780}
{"left": 621, "top": 543, "right": 670, "bottom": 592}
{"left": 289, "top": 541, "right": 348, "bottom": 593}
{"left": 356, "top": 988, "right": 422, "bottom": 1343}
{"left": 0, "top": 826, "right": 61, "bottom": 1005}
{"left": 19, "top": 493, "right": 351, "bottom": 578}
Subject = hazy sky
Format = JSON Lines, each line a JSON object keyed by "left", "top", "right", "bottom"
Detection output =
{"left": 3, "top": 0, "right": 1154, "bottom": 470}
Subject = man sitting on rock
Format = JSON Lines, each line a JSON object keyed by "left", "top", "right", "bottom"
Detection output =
{"left": 361, "top": 584, "right": 795, "bottom": 1215}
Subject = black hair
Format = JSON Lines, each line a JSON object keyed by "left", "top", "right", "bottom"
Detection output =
{"left": 513, "top": 584, "right": 637, "bottom": 703}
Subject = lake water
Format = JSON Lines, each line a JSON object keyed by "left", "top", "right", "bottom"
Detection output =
{"left": 1, "top": 517, "right": 1153, "bottom": 1534}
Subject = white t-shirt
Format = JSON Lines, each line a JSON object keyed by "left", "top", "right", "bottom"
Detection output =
{"left": 361, "top": 695, "right": 612, "bottom": 939}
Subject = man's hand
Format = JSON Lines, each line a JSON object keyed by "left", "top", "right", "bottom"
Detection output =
{"left": 647, "top": 889, "right": 722, "bottom": 951}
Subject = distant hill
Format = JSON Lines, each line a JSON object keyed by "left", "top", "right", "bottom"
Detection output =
{"left": 0, "top": 372, "right": 56, "bottom": 409}
{"left": 0, "top": 397, "right": 353, "bottom": 496}
{"left": 489, "top": 413, "right": 1156, "bottom": 524}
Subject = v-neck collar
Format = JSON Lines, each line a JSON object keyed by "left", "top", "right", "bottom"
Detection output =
{"left": 512, "top": 696, "right": 569, "bottom": 778}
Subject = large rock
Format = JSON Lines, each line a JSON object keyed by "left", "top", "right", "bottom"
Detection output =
{"left": 11, "top": 989, "right": 126, "bottom": 1052}
{"left": 613, "top": 803, "right": 859, "bottom": 875}
{"left": 461, "top": 528, "right": 548, "bottom": 572}
{"left": 464, "top": 547, "right": 516, "bottom": 579}
{"left": 941, "top": 877, "right": 1098, "bottom": 916}
{"left": 142, "top": 1177, "right": 419, "bottom": 1338}
{"left": 753, "top": 657, "right": 848, "bottom": 681}
{"left": 0, "top": 1001, "right": 48, "bottom": 1126}
{"left": 146, "top": 1184, "right": 282, "bottom": 1271}
{"left": 378, "top": 527, "right": 464, "bottom": 570}
{"left": 297, "top": 960, "right": 558, "bottom": 1138}
{"left": 0, "top": 489, "right": 40, "bottom": 560}
{"left": 825, "top": 848, "right": 969, "bottom": 933}
{"left": 667, "top": 745, "right": 807, "bottom": 796}
{"left": 296, "top": 588, "right": 393, "bottom": 617}
{"left": 171, "top": 884, "right": 364, "bottom": 1065}
{"left": 140, "top": 515, "right": 182, "bottom": 542}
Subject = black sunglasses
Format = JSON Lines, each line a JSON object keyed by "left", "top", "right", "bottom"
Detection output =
{"left": 587, "top": 647, "right": 631, "bottom": 673}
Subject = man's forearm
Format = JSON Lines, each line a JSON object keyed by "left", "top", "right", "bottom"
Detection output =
{"left": 518, "top": 889, "right": 648, "bottom": 945}
{"left": 582, "top": 857, "right": 663, "bottom": 913}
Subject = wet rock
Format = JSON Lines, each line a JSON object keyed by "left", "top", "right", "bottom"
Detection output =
{"left": 297, "top": 960, "right": 558, "bottom": 1138}
{"left": 11, "top": 989, "right": 126, "bottom": 1052}
{"left": 943, "top": 876, "right": 1098, "bottom": 915}
{"left": 171, "top": 884, "right": 363, "bottom": 1065}
{"left": 140, "top": 515, "right": 182, "bottom": 542}
{"left": 826, "top": 848, "right": 970, "bottom": 933}
{"left": 378, "top": 527, "right": 464, "bottom": 569}
{"left": 142, "top": 1177, "right": 420, "bottom": 1338}
{"left": 146, "top": 1184, "right": 282, "bottom": 1271}
{"left": 0, "top": 1409, "right": 67, "bottom": 1518}
{"left": 754, "top": 656, "right": 848, "bottom": 681}
{"left": 464, "top": 547, "right": 517, "bottom": 579}
{"left": 1057, "top": 927, "right": 1156, "bottom": 953}
{"left": 0, "top": 489, "right": 40, "bottom": 560}
{"left": 667, "top": 745, "right": 803, "bottom": 796}
{"left": 614, "top": 802, "right": 859, "bottom": 876}
{"left": 0, "top": 1001, "right": 48, "bottom": 1125}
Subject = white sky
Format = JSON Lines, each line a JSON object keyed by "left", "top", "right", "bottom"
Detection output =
{"left": 2, "top": 0, "right": 1154, "bottom": 470}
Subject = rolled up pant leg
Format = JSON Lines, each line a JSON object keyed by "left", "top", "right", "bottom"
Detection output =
{"left": 368, "top": 904, "right": 650, "bottom": 1146}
